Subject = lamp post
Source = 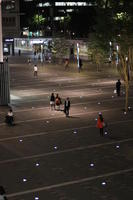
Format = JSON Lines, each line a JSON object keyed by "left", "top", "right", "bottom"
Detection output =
{"left": 0, "top": 0, "right": 10, "bottom": 105}
{"left": 77, "top": 43, "right": 80, "bottom": 69}
{"left": 0, "top": 0, "right": 3, "bottom": 62}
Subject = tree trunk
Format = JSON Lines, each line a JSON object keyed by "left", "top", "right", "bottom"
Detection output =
{"left": 125, "top": 81, "right": 129, "bottom": 112}
{"left": 128, "top": 47, "right": 133, "bottom": 80}
{"left": 105, "top": 0, "right": 109, "bottom": 8}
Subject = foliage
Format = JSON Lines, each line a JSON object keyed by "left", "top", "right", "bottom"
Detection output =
{"left": 92, "top": 0, "right": 133, "bottom": 67}
{"left": 51, "top": 38, "right": 70, "bottom": 61}
{"left": 33, "top": 14, "right": 46, "bottom": 26}
{"left": 60, "top": 15, "right": 71, "bottom": 24}
{"left": 88, "top": 36, "right": 107, "bottom": 65}
{"left": 92, "top": 0, "right": 133, "bottom": 111}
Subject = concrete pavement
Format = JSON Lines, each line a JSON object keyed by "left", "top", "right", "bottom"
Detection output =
{"left": 0, "top": 52, "right": 133, "bottom": 200}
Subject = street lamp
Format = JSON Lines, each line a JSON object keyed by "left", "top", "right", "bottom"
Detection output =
{"left": 0, "top": 0, "right": 3, "bottom": 62}
{"left": 116, "top": 45, "right": 119, "bottom": 65}
{"left": 77, "top": 43, "right": 80, "bottom": 69}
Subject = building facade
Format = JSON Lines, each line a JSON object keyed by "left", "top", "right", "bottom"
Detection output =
{"left": 21, "top": 0, "right": 96, "bottom": 38}
{"left": 2, "top": 0, "right": 20, "bottom": 37}
{"left": 2, "top": 0, "right": 20, "bottom": 55}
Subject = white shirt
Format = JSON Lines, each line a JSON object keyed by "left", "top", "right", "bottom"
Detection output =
{"left": 8, "top": 111, "right": 13, "bottom": 117}
{"left": 34, "top": 66, "right": 38, "bottom": 71}
{"left": 66, "top": 100, "right": 69, "bottom": 106}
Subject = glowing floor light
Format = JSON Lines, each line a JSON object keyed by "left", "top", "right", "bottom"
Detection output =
{"left": 101, "top": 181, "right": 106, "bottom": 186}
{"left": 90, "top": 163, "right": 94, "bottom": 167}
{"left": 73, "top": 130, "right": 77, "bottom": 134}
{"left": 35, "top": 163, "right": 40, "bottom": 167}
{"left": 35, "top": 197, "right": 39, "bottom": 200}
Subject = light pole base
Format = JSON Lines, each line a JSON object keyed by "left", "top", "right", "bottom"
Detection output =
{"left": 0, "top": 62, "right": 10, "bottom": 105}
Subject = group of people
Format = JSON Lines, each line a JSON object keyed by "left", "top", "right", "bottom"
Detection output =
{"left": 4, "top": 79, "right": 122, "bottom": 132}
{"left": 50, "top": 93, "right": 70, "bottom": 117}
{"left": 32, "top": 56, "right": 84, "bottom": 78}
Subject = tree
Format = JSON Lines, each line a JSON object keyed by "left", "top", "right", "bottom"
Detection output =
{"left": 113, "top": 3, "right": 133, "bottom": 111}
{"left": 33, "top": 14, "right": 46, "bottom": 26}
{"left": 92, "top": 0, "right": 133, "bottom": 112}
{"left": 51, "top": 38, "right": 70, "bottom": 63}
{"left": 88, "top": 36, "right": 107, "bottom": 71}
{"left": 32, "top": 14, "right": 46, "bottom": 35}
{"left": 116, "top": 34, "right": 133, "bottom": 111}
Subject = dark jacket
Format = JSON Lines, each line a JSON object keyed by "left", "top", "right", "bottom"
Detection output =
{"left": 64, "top": 100, "right": 70, "bottom": 109}
{"left": 50, "top": 95, "right": 55, "bottom": 102}
{"left": 116, "top": 81, "right": 121, "bottom": 90}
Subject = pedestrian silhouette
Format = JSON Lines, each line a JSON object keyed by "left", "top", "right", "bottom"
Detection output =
{"left": 64, "top": 58, "right": 69, "bottom": 70}
{"left": 34, "top": 65, "right": 38, "bottom": 77}
{"left": 78, "top": 58, "right": 83, "bottom": 72}
{"left": 96, "top": 112, "right": 105, "bottom": 136}
{"left": 116, "top": 79, "right": 121, "bottom": 96}
{"left": 50, "top": 93, "right": 55, "bottom": 110}
{"left": 64, "top": 97, "right": 71, "bottom": 117}
{"left": 55, "top": 94, "right": 62, "bottom": 110}
{"left": 28, "top": 58, "right": 31, "bottom": 64}
{"left": 18, "top": 49, "right": 21, "bottom": 56}
{"left": 5, "top": 109, "right": 15, "bottom": 126}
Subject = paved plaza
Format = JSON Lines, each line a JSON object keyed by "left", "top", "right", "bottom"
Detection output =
{"left": 0, "top": 52, "right": 133, "bottom": 200}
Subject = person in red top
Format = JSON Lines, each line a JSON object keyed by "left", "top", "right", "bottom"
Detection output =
{"left": 96, "top": 112, "right": 104, "bottom": 136}
{"left": 55, "top": 94, "right": 62, "bottom": 110}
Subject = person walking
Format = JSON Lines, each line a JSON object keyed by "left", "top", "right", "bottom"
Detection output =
{"left": 34, "top": 65, "right": 38, "bottom": 77}
{"left": 50, "top": 93, "right": 55, "bottom": 110}
{"left": 64, "top": 97, "right": 71, "bottom": 117}
{"left": 116, "top": 79, "right": 121, "bottom": 96}
{"left": 55, "top": 94, "right": 62, "bottom": 110}
{"left": 28, "top": 58, "right": 31, "bottom": 65}
{"left": 34, "top": 50, "right": 36, "bottom": 60}
{"left": 96, "top": 112, "right": 105, "bottom": 136}
{"left": 18, "top": 49, "right": 21, "bottom": 56}
{"left": 5, "top": 109, "right": 14, "bottom": 126}
{"left": 78, "top": 58, "right": 83, "bottom": 73}
{"left": 64, "top": 58, "right": 69, "bottom": 70}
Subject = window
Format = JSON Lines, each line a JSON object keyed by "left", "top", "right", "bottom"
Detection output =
{"left": 2, "top": 1, "right": 15, "bottom": 11}
{"left": 2, "top": 17, "right": 16, "bottom": 27}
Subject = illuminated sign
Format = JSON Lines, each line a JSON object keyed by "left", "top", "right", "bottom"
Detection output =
{"left": 37, "top": 2, "right": 94, "bottom": 7}
{"left": 38, "top": 2, "right": 51, "bottom": 7}
{"left": 30, "top": 40, "right": 44, "bottom": 44}
{"left": 4, "top": 39, "right": 14, "bottom": 42}
{"left": 55, "top": 2, "right": 89, "bottom": 6}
